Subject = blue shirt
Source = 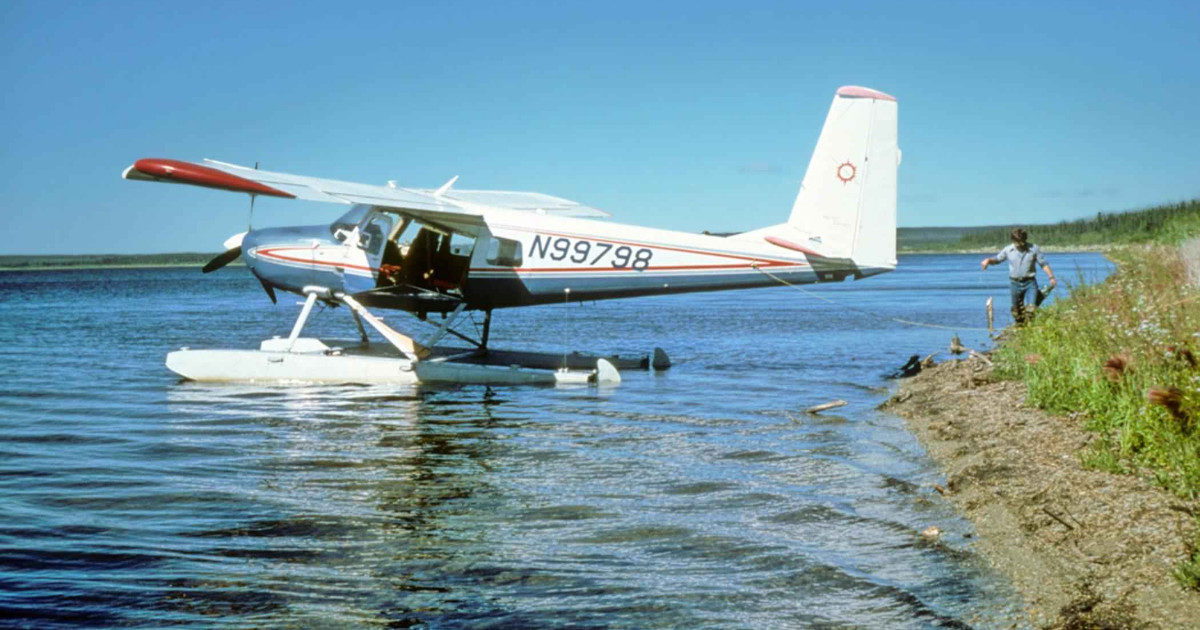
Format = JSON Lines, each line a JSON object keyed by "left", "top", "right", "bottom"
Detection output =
{"left": 990, "top": 243, "right": 1046, "bottom": 279}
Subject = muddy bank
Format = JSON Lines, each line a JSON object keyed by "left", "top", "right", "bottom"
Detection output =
{"left": 883, "top": 358, "right": 1200, "bottom": 628}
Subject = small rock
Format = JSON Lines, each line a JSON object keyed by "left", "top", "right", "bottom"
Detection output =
{"left": 921, "top": 526, "right": 942, "bottom": 539}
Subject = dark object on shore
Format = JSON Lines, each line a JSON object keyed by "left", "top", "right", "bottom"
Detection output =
{"left": 887, "top": 354, "right": 923, "bottom": 379}
{"left": 805, "top": 399, "right": 847, "bottom": 414}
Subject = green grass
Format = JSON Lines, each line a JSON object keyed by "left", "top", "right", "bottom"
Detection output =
{"left": 994, "top": 245, "right": 1200, "bottom": 498}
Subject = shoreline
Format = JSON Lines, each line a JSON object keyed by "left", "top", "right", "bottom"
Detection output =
{"left": 883, "top": 357, "right": 1200, "bottom": 628}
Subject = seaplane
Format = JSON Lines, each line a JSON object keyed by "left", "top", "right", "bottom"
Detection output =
{"left": 124, "top": 86, "right": 900, "bottom": 387}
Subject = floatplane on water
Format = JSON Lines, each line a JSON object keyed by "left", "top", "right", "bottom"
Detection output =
{"left": 125, "top": 86, "right": 900, "bottom": 387}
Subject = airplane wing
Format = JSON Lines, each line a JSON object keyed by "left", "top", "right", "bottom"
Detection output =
{"left": 121, "top": 158, "right": 611, "bottom": 219}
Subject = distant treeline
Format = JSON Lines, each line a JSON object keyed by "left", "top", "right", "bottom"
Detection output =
{"left": 0, "top": 253, "right": 216, "bottom": 269}
{"left": 900, "top": 198, "right": 1200, "bottom": 252}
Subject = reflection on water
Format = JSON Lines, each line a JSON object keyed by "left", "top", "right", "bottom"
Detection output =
{"left": 0, "top": 254, "right": 1112, "bottom": 627}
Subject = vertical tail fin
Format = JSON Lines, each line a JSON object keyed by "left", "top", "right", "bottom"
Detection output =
{"left": 782, "top": 86, "right": 899, "bottom": 270}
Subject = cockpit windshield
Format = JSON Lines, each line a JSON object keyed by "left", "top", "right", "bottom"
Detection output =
{"left": 329, "top": 205, "right": 371, "bottom": 237}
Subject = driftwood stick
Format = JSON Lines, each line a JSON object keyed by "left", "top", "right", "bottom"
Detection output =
{"left": 805, "top": 400, "right": 848, "bottom": 414}
{"left": 1043, "top": 507, "right": 1075, "bottom": 531}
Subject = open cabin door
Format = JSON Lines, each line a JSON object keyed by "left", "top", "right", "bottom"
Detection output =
{"left": 377, "top": 216, "right": 477, "bottom": 296}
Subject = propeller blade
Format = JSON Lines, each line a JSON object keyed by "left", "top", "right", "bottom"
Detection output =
{"left": 258, "top": 277, "right": 277, "bottom": 304}
{"left": 202, "top": 246, "right": 241, "bottom": 273}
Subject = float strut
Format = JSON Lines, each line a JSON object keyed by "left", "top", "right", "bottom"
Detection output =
{"left": 419, "top": 303, "right": 467, "bottom": 348}
{"left": 286, "top": 292, "right": 319, "bottom": 352}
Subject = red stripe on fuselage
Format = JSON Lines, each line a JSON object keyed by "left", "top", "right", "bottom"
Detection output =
{"left": 470, "top": 263, "right": 808, "bottom": 273}
{"left": 257, "top": 228, "right": 810, "bottom": 276}
{"left": 255, "top": 247, "right": 377, "bottom": 273}
{"left": 259, "top": 245, "right": 798, "bottom": 275}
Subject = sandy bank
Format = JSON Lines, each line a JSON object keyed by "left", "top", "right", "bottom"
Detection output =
{"left": 882, "top": 358, "right": 1200, "bottom": 628}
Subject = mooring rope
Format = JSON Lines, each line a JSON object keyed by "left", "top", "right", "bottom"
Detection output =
{"left": 752, "top": 265, "right": 992, "bottom": 332}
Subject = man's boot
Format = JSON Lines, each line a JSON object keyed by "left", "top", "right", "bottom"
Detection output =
{"left": 1011, "top": 305, "right": 1026, "bottom": 326}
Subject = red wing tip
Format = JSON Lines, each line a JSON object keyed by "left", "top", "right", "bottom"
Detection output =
{"left": 127, "top": 158, "right": 295, "bottom": 198}
{"left": 836, "top": 86, "right": 897, "bottom": 102}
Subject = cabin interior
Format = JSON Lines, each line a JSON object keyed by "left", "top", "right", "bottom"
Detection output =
{"left": 332, "top": 206, "right": 476, "bottom": 294}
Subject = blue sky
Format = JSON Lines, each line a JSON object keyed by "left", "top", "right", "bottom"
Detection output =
{"left": 2, "top": 0, "right": 1198, "bottom": 254}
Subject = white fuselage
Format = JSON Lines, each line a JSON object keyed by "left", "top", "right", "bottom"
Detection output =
{"left": 242, "top": 205, "right": 873, "bottom": 311}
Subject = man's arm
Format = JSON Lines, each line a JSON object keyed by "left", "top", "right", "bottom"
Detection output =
{"left": 980, "top": 247, "right": 1007, "bottom": 270}
{"left": 1042, "top": 263, "right": 1057, "bottom": 287}
{"left": 1035, "top": 247, "right": 1056, "bottom": 286}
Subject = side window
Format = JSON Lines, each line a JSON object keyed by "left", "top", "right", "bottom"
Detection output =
{"left": 449, "top": 233, "right": 476, "bottom": 257}
{"left": 486, "top": 237, "right": 523, "bottom": 267}
{"left": 360, "top": 214, "right": 395, "bottom": 256}
{"left": 330, "top": 205, "right": 370, "bottom": 237}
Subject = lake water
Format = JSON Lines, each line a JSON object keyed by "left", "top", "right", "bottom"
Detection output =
{"left": 0, "top": 253, "right": 1112, "bottom": 628}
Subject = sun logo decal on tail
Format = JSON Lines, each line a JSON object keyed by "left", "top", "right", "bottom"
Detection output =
{"left": 836, "top": 161, "right": 857, "bottom": 184}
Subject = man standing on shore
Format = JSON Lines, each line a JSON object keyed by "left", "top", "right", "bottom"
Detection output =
{"left": 980, "top": 228, "right": 1057, "bottom": 325}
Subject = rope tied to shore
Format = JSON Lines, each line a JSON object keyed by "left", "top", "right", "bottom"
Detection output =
{"left": 752, "top": 265, "right": 992, "bottom": 332}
